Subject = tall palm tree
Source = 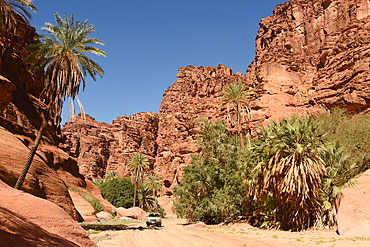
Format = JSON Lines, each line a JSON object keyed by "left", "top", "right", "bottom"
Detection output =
{"left": 219, "top": 82, "right": 254, "bottom": 148}
{"left": 255, "top": 116, "right": 327, "bottom": 231}
{"left": 0, "top": 0, "right": 36, "bottom": 59}
{"left": 144, "top": 173, "right": 162, "bottom": 210}
{"left": 129, "top": 153, "right": 149, "bottom": 207}
{"left": 14, "top": 13, "right": 106, "bottom": 189}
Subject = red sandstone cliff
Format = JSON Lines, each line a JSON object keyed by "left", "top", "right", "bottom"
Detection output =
{"left": 63, "top": 112, "right": 158, "bottom": 179}
{"left": 62, "top": 0, "right": 370, "bottom": 194}
{"left": 247, "top": 0, "right": 370, "bottom": 119}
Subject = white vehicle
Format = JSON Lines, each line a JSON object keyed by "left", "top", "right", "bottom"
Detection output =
{"left": 146, "top": 213, "right": 162, "bottom": 227}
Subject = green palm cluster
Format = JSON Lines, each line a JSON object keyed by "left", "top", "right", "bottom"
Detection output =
{"left": 252, "top": 116, "right": 327, "bottom": 230}
{"left": 138, "top": 173, "right": 163, "bottom": 212}
{"left": 129, "top": 153, "right": 150, "bottom": 207}
{"left": 218, "top": 82, "right": 254, "bottom": 147}
{"left": 174, "top": 119, "right": 247, "bottom": 224}
{"left": 128, "top": 154, "right": 163, "bottom": 212}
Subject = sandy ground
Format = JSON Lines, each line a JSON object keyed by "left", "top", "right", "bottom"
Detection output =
{"left": 89, "top": 218, "right": 370, "bottom": 247}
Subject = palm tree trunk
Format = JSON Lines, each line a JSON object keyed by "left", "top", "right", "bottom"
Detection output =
{"left": 236, "top": 103, "right": 244, "bottom": 148}
{"left": 14, "top": 119, "right": 46, "bottom": 189}
{"left": 153, "top": 188, "right": 158, "bottom": 211}
{"left": 133, "top": 183, "right": 137, "bottom": 207}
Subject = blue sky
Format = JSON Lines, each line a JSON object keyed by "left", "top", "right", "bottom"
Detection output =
{"left": 30, "top": 0, "right": 285, "bottom": 124}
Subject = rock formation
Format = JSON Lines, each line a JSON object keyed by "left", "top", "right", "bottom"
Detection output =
{"left": 63, "top": 65, "right": 252, "bottom": 194}
{"left": 0, "top": 75, "right": 16, "bottom": 106}
{"left": 63, "top": 112, "right": 158, "bottom": 179}
{"left": 154, "top": 65, "right": 250, "bottom": 192}
{"left": 337, "top": 170, "right": 370, "bottom": 237}
{"left": 0, "top": 180, "right": 95, "bottom": 247}
{"left": 247, "top": 0, "right": 370, "bottom": 119}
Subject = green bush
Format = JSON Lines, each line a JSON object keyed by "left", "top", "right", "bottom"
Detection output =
{"left": 99, "top": 177, "right": 135, "bottom": 208}
{"left": 315, "top": 109, "right": 370, "bottom": 172}
{"left": 174, "top": 119, "right": 248, "bottom": 224}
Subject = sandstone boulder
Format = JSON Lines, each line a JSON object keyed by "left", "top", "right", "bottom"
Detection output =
{"left": 185, "top": 222, "right": 207, "bottom": 229}
{"left": 0, "top": 180, "right": 95, "bottom": 246}
{"left": 96, "top": 211, "right": 114, "bottom": 219}
{"left": 116, "top": 207, "right": 147, "bottom": 220}
{"left": 337, "top": 170, "right": 370, "bottom": 237}
{"left": 68, "top": 191, "right": 97, "bottom": 223}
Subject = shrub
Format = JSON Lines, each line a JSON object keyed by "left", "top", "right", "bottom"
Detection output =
{"left": 250, "top": 116, "right": 327, "bottom": 231}
{"left": 315, "top": 109, "right": 370, "bottom": 170}
{"left": 99, "top": 177, "right": 135, "bottom": 208}
{"left": 174, "top": 119, "right": 248, "bottom": 224}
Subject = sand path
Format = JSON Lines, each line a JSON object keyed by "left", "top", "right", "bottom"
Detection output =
{"left": 90, "top": 218, "right": 370, "bottom": 247}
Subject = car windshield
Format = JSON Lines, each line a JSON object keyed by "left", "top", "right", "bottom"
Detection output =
{"left": 148, "top": 213, "right": 160, "bottom": 217}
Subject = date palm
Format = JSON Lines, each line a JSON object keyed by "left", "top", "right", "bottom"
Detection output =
{"left": 219, "top": 82, "right": 253, "bottom": 148}
{"left": 255, "top": 116, "right": 327, "bottom": 231}
{"left": 14, "top": 13, "right": 106, "bottom": 189}
{"left": 137, "top": 186, "right": 156, "bottom": 211}
{"left": 129, "top": 153, "right": 149, "bottom": 207}
{"left": 144, "top": 174, "right": 162, "bottom": 210}
{"left": 105, "top": 170, "right": 119, "bottom": 180}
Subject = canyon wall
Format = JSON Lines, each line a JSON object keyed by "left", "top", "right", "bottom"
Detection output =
{"left": 247, "top": 0, "right": 370, "bottom": 118}
{"left": 63, "top": 112, "right": 158, "bottom": 179}
{"left": 62, "top": 0, "right": 370, "bottom": 193}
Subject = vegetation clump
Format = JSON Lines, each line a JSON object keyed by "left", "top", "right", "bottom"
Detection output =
{"left": 174, "top": 119, "right": 248, "bottom": 224}
{"left": 174, "top": 99, "right": 370, "bottom": 231}
{"left": 94, "top": 177, "right": 135, "bottom": 208}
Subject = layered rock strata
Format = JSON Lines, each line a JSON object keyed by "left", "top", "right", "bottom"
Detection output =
{"left": 63, "top": 112, "right": 159, "bottom": 179}
{"left": 247, "top": 0, "right": 370, "bottom": 119}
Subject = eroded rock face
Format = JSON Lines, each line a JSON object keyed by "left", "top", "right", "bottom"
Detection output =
{"left": 0, "top": 75, "right": 16, "bottom": 106}
{"left": 63, "top": 112, "right": 158, "bottom": 179}
{"left": 155, "top": 65, "right": 249, "bottom": 192}
{"left": 247, "top": 0, "right": 370, "bottom": 120}
{"left": 0, "top": 180, "right": 95, "bottom": 247}
{"left": 0, "top": 127, "right": 81, "bottom": 221}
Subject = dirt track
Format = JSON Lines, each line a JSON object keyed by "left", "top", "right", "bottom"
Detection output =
{"left": 90, "top": 218, "right": 370, "bottom": 247}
